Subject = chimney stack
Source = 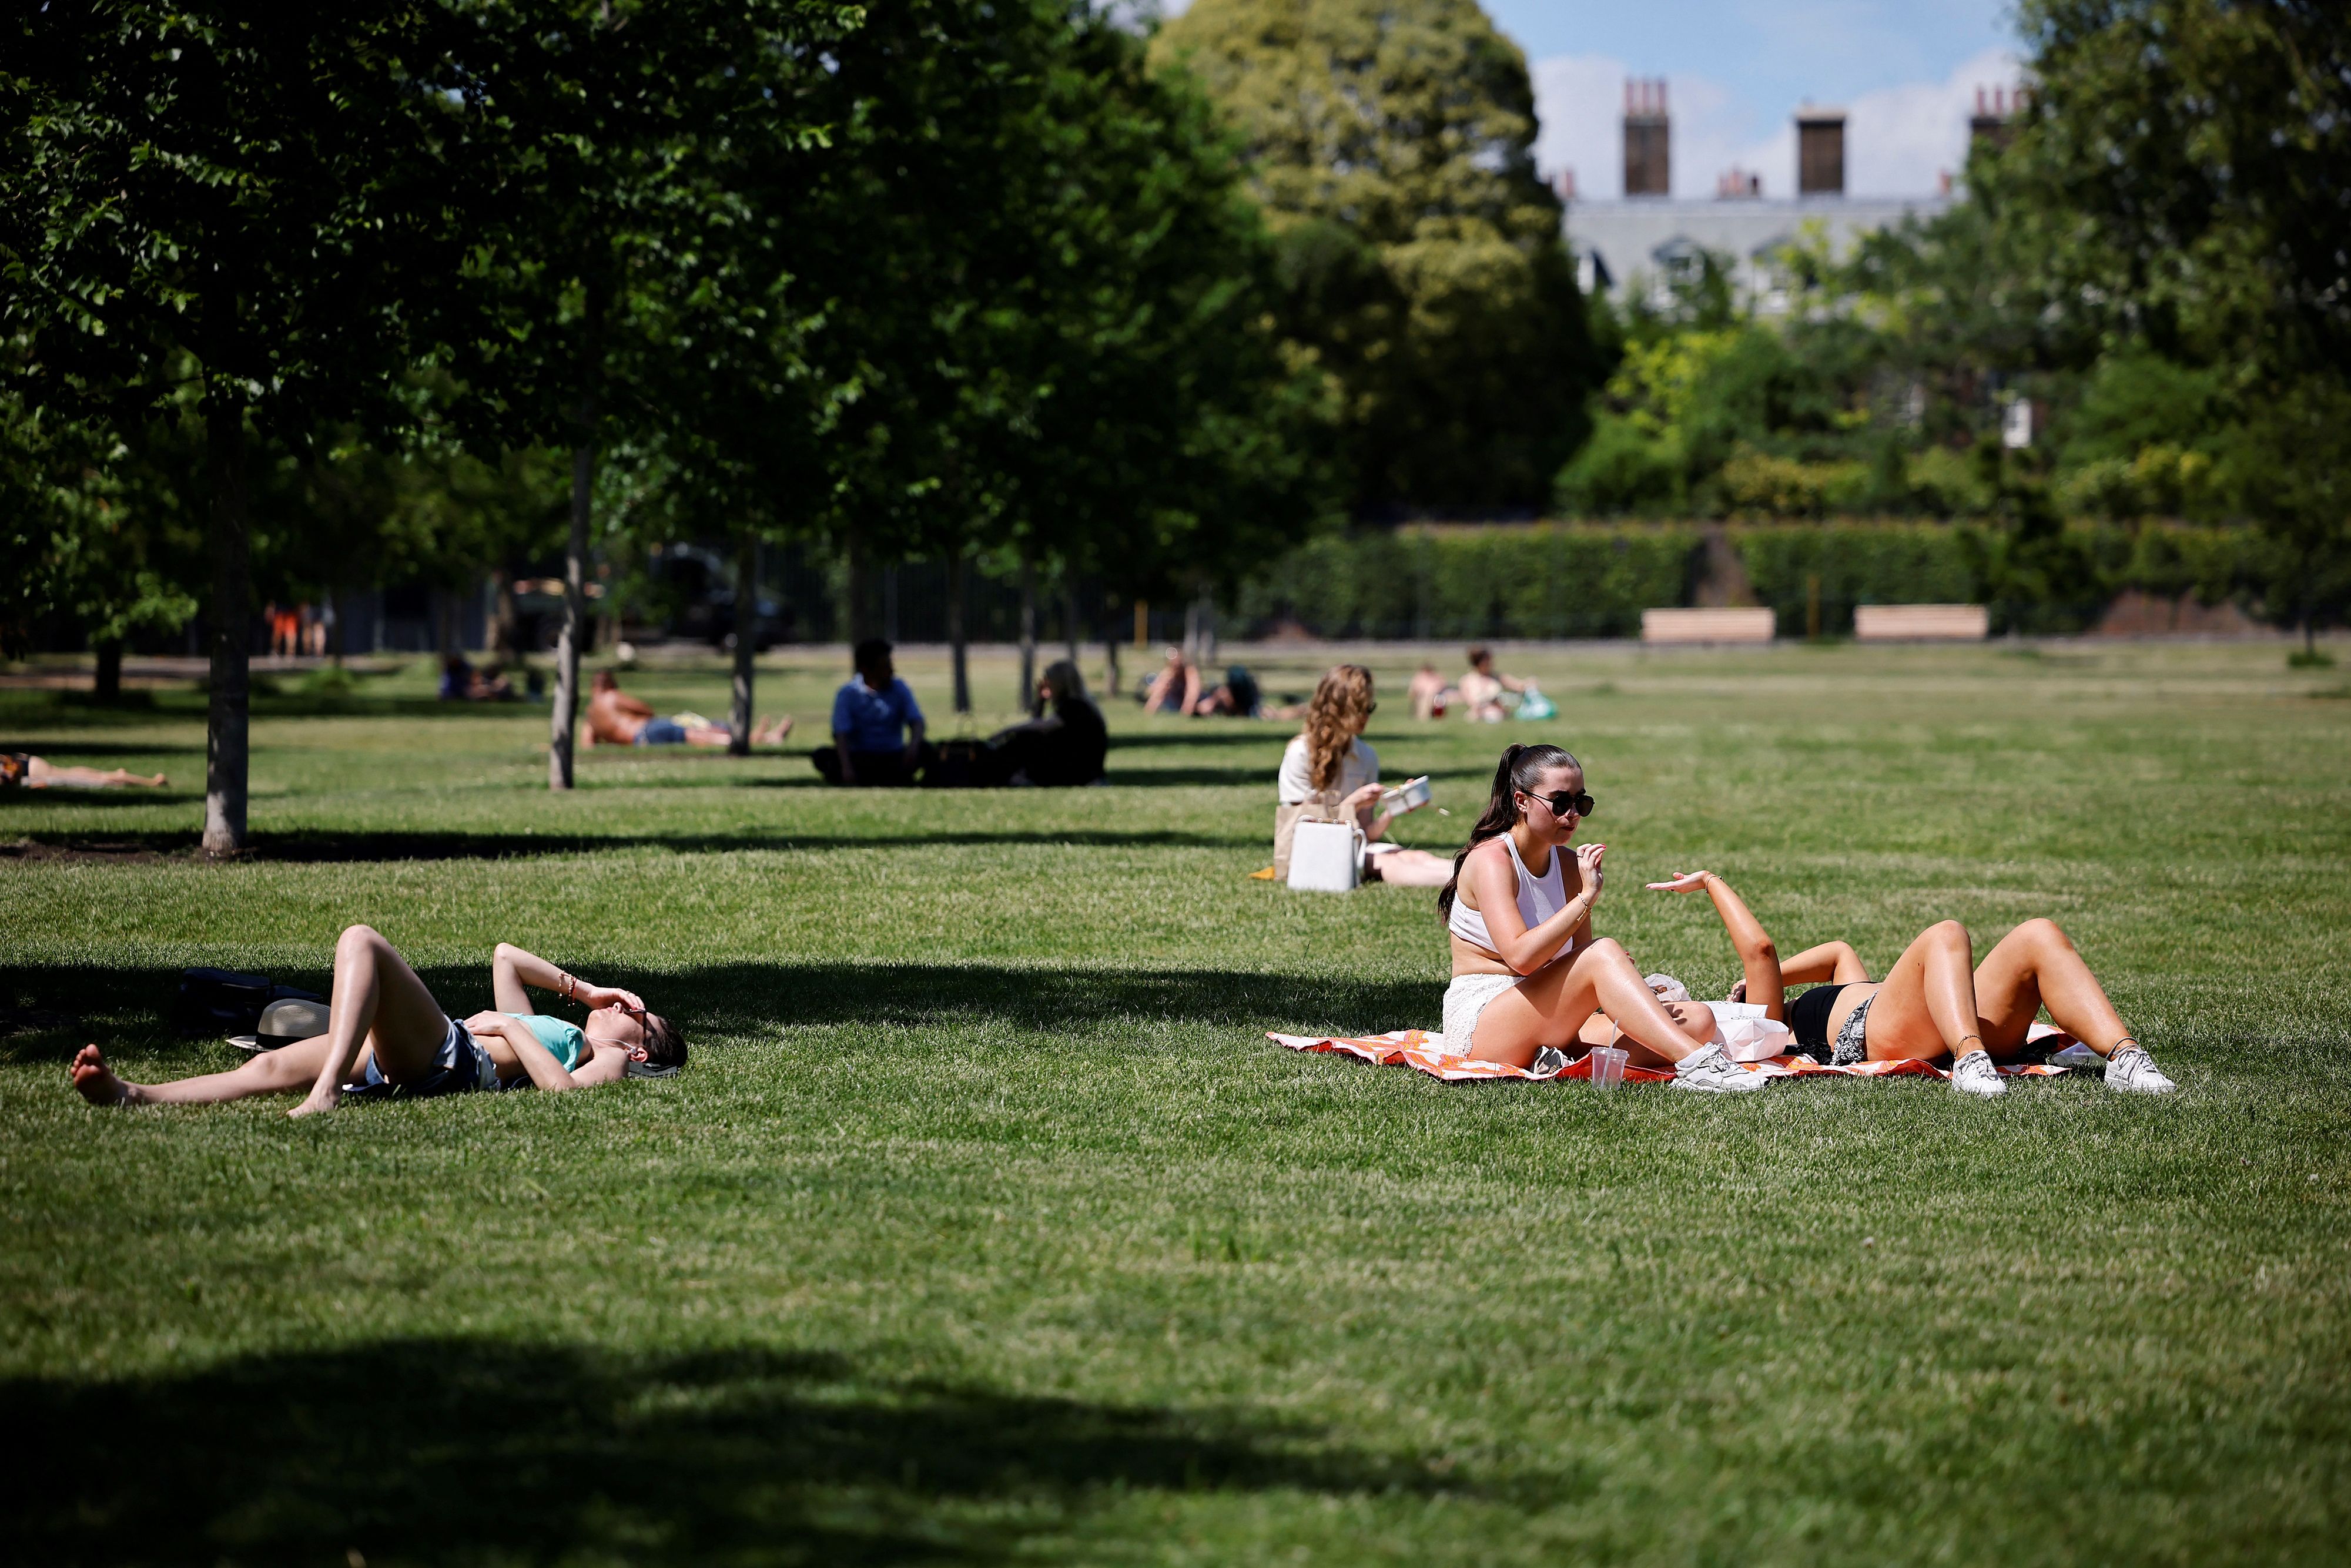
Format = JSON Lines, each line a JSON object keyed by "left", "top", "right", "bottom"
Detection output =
{"left": 1623, "top": 78, "right": 1670, "bottom": 197}
{"left": 1795, "top": 105, "right": 1846, "bottom": 196}
{"left": 1970, "top": 83, "right": 2021, "bottom": 153}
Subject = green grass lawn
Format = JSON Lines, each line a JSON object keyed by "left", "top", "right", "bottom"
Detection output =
{"left": 3, "top": 639, "right": 2347, "bottom": 1566}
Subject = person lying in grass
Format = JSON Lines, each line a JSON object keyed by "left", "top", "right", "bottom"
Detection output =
{"left": 71, "top": 930, "right": 685, "bottom": 1118}
{"left": 2, "top": 752, "right": 168, "bottom": 789}
{"left": 1440, "top": 743, "right": 1763, "bottom": 1093}
{"left": 1645, "top": 868, "right": 2175, "bottom": 1097}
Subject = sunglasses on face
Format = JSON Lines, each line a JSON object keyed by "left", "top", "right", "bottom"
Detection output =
{"left": 1522, "top": 789, "right": 1595, "bottom": 817}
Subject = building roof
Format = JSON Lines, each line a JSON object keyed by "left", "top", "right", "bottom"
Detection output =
{"left": 1564, "top": 195, "right": 1951, "bottom": 300}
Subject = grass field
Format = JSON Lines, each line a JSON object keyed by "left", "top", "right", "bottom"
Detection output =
{"left": 4, "top": 638, "right": 2348, "bottom": 1566}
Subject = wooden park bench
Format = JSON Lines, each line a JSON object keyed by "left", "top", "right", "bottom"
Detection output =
{"left": 1853, "top": 604, "right": 1989, "bottom": 642}
{"left": 1640, "top": 607, "right": 1776, "bottom": 645}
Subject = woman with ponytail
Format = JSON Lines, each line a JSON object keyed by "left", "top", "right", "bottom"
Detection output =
{"left": 1439, "top": 745, "right": 1765, "bottom": 1091}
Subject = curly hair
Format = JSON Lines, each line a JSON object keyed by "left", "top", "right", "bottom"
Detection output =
{"left": 1300, "top": 664, "right": 1375, "bottom": 792}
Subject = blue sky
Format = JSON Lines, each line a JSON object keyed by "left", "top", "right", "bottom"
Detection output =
{"left": 1485, "top": 1, "right": 2015, "bottom": 118}
{"left": 1491, "top": 1, "right": 2025, "bottom": 198}
{"left": 1154, "top": 1, "right": 2027, "bottom": 199}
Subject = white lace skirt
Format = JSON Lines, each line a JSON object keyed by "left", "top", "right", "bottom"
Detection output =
{"left": 1440, "top": 973, "right": 1522, "bottom": 1057}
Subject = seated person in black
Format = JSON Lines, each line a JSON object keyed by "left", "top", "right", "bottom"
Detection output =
{"left": 987, "top": 659, "right": 1107, "bottom": 786}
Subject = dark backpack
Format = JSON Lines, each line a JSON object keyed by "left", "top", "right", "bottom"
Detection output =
{"left": 172, "top": 968, "right": 326, "bottom": 1038}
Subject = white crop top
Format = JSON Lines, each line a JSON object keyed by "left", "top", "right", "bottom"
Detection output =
{"left": 1447, "top": 833, "right": 1580, "bottom": 969}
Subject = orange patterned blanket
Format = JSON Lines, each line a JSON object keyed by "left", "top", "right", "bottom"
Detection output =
{"left": 1267, "top": 1030, "right": 2075, "bottom": 1084}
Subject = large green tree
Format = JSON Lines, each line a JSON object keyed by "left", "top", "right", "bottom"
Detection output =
{"left": 423, "top": 0, "right": 859, "bottom": 788}
{"left": 2001, "top": 0, "right": 2351, "bottom": 642}
{"left": 1151, "top": 0, "right": 1595, "bottom": 514}
{"left": 1, "top": 3, "right": 474, "bottom": 852}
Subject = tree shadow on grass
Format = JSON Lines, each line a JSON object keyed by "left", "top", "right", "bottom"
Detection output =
{"left": 1, "top": 1339, "right": 1535, "bottom": 1566}
{"left": 0, "top": 826, "right": 1264, "bottom": 863}
{"left": 1, "top": 962, "right": 1442, "bottom": 1064}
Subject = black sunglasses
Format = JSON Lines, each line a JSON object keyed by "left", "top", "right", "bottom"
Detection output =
{"left": 1522, "top": 789, "right": 1594, "bottom": 817}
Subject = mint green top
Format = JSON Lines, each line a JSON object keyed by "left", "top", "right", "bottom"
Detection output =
{"left": 505, "top": 1013, "right": 585, "bottom": 1071}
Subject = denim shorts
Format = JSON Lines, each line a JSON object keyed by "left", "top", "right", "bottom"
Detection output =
{"left": 635, "top": 717, "right": 688, "bottom": 746}
{"left": 351, "top": 1016, "right": 504, "bottom": 1099}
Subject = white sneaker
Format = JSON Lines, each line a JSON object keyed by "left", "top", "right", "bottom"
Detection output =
{"left": 1950, "top": 1050, "right": 2007, "bottom": 1097}
{"left": 2105, "top": 1045, "right": 2176, "bottom": 1094}
{"left": 1671, "top": 1042, "right": 1767, "bottom": 1093}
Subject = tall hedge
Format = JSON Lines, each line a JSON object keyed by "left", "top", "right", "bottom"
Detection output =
{"left": 1233, "top": 524, "right": 1695, "bottom": 638}
{"left": 1233, "top": 520, "right": 2286, "bottom": 639}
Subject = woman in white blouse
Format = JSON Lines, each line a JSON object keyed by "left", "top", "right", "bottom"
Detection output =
{"left": 1273, "top": 664, "right": 1452, "bottom": 887}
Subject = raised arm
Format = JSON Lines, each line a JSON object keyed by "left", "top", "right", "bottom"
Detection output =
{"left": 1467, "top": 842, "right": 1599, "bottom": 975}
{"left": 1645, "top": 870, "right": 1784, "bottom": 1018}
{"left": 491, "top": 943, "right": 642, "bottom": 1017}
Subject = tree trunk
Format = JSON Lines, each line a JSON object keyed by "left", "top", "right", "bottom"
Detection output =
{"left": 949, "top": 552, "right": 972, "bottom": 715}
{"left": 729, "top": 531, "right": 757, "bottom": 756}
{"left": 93, "top": 639, "right": 123, "bottom": 702}
{"left": 845, "top": 532, "right": 873, "bottom": 645}
{"left": 493, "top": 569, "right": 520, "bottom": 657}
{"left": 548, "top": 443, "right": 590, "bottom": 790}
{"left": 1104, "top": 619, "right": 1121, "bottom": 697}
{"left": 202, "top": 399, "right": 250, "bottom": 856}
{"left": 882, "top": 564, "right": 900, "bottom": 642}
{"left": 1017, "top": 557, "right": 1038, "bottom": 715}
{"left": 1063, "top": 588, "right": 1081, "bottom": 665}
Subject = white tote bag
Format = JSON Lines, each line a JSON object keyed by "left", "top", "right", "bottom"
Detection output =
{"left": 1287, "top": 818, "right": 1365, "bottom": 893}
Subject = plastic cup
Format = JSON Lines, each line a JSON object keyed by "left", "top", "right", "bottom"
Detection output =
{"left": 1589, "top": 1045, "right": 1627, "bottom": 1089}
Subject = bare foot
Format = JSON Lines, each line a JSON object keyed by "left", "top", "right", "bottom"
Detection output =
{"left": 71, "top": 1045, "right": 139, "bottom": 1106}
{"left": 287, "top": 1090, "right": 340, "bottom": 1120}
{"left": 147, "top": 773, "right": 168, "bottom": 788}
{"left": 755, "top": 715, "right": 794, "bottom": 744}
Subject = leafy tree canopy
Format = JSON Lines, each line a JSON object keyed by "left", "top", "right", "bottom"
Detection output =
{"left": 1151, "top": 0, "right": 1597, "bottom": 515}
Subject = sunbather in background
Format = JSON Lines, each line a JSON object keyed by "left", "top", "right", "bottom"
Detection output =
{"left": 2, "top": 752, "right": 167, "bottom": 789}
{"left": 1645, "top": 868, "right": 2177, "bottom": 1096}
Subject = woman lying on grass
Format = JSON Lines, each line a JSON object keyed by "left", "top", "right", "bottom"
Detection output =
{"left": 1646, "top": 869, "right": 2175, "bottom": 1097}
{"left": 71, "top": 929, "right": 685, "bottom": 1117}
{"left": 1441, "top": 743, "right": 1763, "bottom": 1093}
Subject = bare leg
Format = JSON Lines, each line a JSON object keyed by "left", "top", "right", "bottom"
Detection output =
{"left": 72, "top": 1035, "right": 348, "bottom": 1107}
{"left": 26, "top": 759, "right": 167, "bottom": 789}
{"left": 1971, "top": 918, "right": 2132, "bottom": 1060}
{"left": 1857, "top": 920, "right": 1985, "bottom": 1063}
{"left": 1368, "top": 849, "right": 1453, "bottom": 888}
{"left": 293, "top": 924, "right": 456, "bottom": 1118}
{"left": 1467, "top": 939, "right": 1709, "bottom": 1069}
{"left": 752, "top": 715, "right": 794, "bottom": 744}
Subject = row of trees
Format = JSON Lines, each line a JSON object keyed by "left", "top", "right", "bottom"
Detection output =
{"left": 2, "top": 0, "right": 1347, "bottom": 852}
{"left": 1550, "top": 0, "right": 2349, "bottom": 644}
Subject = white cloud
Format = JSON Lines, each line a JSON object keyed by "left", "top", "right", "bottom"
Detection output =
{"left": 1530, "top": 45, "right": 2020, "bottom": 200}
{"left": 1844, "top": 46, "right": 2021, "bottom": 196}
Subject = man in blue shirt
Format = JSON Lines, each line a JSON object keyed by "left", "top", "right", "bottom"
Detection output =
{"left": 814, "top": 638, "right": 932, "bottom": 786}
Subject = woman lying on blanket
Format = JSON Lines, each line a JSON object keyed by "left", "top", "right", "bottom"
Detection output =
{"left": 1440, "top": 743, "right": 1763, "bottom": 1093}
{"left": 1645, "top": 869, "right": 2175, "bottom": 1097}
{"left": 71, "top": 928, "right": 685, "bottom": 1118}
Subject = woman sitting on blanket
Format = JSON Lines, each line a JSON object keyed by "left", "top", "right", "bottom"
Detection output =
{"left": 1275, "top": 664, "right": 1451, "bottom": 887}
{"left": 71, "top": 929, "right": 685, "bottom": 1118}
{"left": 1645, "top": 868, "right": 2176, "bottom": 1097}
{"left": 1440, "top": 743, "right": 1763, "bottom": 1092}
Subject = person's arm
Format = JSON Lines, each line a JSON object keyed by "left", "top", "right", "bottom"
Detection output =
{"left": 1180, "top": 664, "right": 1201, "bottom": 713}
{"left": 1783, "top": 940, "right": 1870, "bottom": 986}
{"left": 491, "top": 943, "right": 644, "bottom": 1017}
{"left": 1344, "top": 782, "right": 1387, "bottom": 837}
{"left": 1465, "top": 842, "right": 1600, "bottom": 974}
{"left": 898, "top": 682, "right": 926, "bottom": 763}
{"left": 1644, "top": 870, "right": 1784, "bottom": 1018}
{"left": 473, "top": 1016, "right": 591, "bottom": 1091}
